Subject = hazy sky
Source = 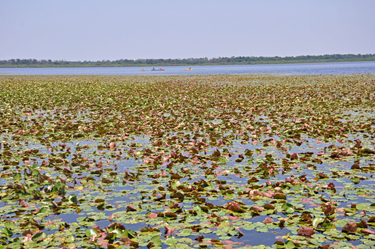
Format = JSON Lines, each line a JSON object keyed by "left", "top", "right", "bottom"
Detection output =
{"left": 1, "top": 0, "right": 374, "bottom": 61}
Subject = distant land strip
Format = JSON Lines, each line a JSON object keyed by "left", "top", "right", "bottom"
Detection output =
{"left": 1, "top": 54, "right": 374, "bottom": 68}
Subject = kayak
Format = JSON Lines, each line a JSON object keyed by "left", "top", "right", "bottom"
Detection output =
{"left": 141, "top": 69, "right": 146, "bottom": 71}
{"left": 185, "top": 69, "right": 194, "bottom": 71}
{"left": 152, "top": 69, "right": 165, "bottom": 71}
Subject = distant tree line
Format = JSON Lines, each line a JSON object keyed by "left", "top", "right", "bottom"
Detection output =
{"left": 1, "top": 54, "right": 374, "bottom": 67}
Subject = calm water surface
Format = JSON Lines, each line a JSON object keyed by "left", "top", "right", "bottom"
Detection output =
{"left": 0, "top": 61, "right": 374, "bottom": 75}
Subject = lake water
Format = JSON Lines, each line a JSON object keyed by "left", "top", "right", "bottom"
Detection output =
{"left": 0, "top": 61, "right": 374, "bottom": 76}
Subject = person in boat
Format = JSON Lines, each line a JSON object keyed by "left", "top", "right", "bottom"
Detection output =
{"left": 153, "top": 67, "right": 155, "bottom": 70}
{"left": 189, "top": 67, "right": 191, "bottom": 70}
{"left": 160, "top": 67, "right": 162, "bottom": 70}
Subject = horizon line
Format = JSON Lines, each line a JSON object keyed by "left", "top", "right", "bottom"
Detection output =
{"left": 2, "top": 53, "right": 375, "bottom": 62}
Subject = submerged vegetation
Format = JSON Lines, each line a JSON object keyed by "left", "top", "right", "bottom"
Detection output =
{"left": 0, "top": 74, "right": 375, "bottom": 248}
{"left": 1, "top": 54, "right": 375, "bottom": 68}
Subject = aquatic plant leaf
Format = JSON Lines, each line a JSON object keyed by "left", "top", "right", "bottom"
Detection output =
{"left": 342, "top": 222, "right": 357, "bottom": 233}
{"left": 297, "top": 227, "right": 315, "bottom": 237}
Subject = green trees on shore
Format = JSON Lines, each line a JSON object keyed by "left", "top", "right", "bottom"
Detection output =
{"left": 1, "top": 54, "right": 374, "bottom": 67}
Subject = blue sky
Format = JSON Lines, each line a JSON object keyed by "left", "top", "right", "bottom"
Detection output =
{"left": 1, "top": 0, "right": 374, "bottom": 61}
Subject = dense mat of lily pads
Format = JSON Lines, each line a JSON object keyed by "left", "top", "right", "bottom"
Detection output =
{"left": 0, "top": 74, "right": 375, "bottom": 248}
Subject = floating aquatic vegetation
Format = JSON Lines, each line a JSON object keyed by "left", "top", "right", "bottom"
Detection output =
{"left": 0, "top": 74, "right": 375, "bottom": 248}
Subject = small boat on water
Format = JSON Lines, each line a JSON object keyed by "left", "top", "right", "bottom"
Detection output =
{"left": 152, "top": 67, "right": 165, "bottom": 71}
{"left": 141, "top": 69, "right": 146, "bottom": 71}
{"left": 185, "top": 68, "right": 194, "bottom": 71}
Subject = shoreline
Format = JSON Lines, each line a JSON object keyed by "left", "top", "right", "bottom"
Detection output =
{"left": 1, "top": 59, "right": 375, "bottom": 69}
